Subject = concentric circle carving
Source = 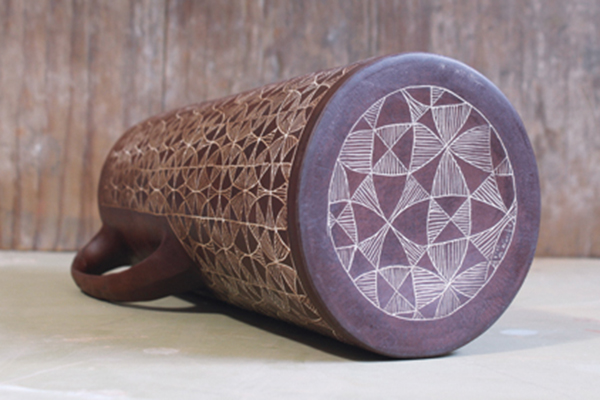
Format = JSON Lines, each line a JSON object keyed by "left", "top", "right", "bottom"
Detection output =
{"left": 327, "top": 85, "right": 517, "bottom": 321}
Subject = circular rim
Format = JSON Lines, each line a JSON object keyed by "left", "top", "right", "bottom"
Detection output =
{"left": 292, "top": 53, "right": 540, "bottom": 358}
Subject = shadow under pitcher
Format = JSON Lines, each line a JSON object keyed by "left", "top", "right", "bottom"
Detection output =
{"left": 71, "top": 53, "right": 540, "bottom": 358}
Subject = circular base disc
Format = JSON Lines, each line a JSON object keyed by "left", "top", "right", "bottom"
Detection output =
{"left": 294, "top": 53, "right": 540, "bottom": 358}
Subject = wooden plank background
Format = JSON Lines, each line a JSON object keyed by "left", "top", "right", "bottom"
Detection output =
{"left": 0, "top": 0, "right": 599, "bottom": 257}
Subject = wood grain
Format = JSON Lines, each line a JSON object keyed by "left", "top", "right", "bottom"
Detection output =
{"left": 0, "top": 0, "right": 598, "bottom": 256}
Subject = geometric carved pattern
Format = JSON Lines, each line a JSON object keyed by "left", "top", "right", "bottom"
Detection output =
{"left": 99, "top": 65, "right": 358, "bottom": 335}
{"left": 328, "top": 86, "right": 517, "bottom": 321}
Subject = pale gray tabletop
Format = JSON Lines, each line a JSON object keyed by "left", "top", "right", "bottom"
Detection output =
{"left": 0, "top": 252, "right": 598, "bottom": 399}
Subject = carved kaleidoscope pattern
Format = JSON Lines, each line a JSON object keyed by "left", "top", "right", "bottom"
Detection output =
{"left": 327, "top": 86, "right": 517, "bottom": 321}
{"left": 100, "top": 65, "right": 358, "bottom": 335}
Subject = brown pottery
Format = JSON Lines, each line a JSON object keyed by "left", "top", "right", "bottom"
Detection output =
{"left": 72, "top": 53, "right": 540, "bottom": 358}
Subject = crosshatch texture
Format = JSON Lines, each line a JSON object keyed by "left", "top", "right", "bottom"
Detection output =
{"left": 98, "top": 64, "right": 360, "bottom": 336}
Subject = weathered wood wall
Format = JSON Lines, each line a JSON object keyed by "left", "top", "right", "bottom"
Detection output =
{"left": 0, "top": 0, "right": 599, "bottom": 256}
